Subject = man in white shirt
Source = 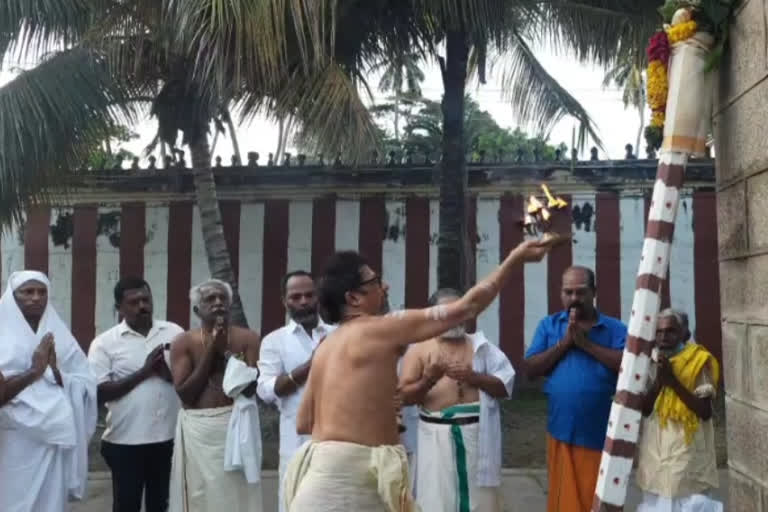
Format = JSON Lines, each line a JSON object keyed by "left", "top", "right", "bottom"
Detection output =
{"left": 88, "top": 277, "right": 183, "bottom": 512}
{"left": 257, "top": 270, "right": 334, "bottom": 512}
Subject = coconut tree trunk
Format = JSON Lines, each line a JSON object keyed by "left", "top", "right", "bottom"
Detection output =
{"left": 188, "top": 135, "right": 249, "bottom": 328}
{"left": 224, "top": 109, "right": 242, "bottom": 165}
{"left": 278, "top": 114, "right": 295, "bottom": 164}
{"left": 275, "top": 117, "right": 285, "bottom": 162}
{"left": 211, "top": 129, "right": 220, "bottom": 157}
{"left": 437, "top": 30, "right": 470, "bottom": 291}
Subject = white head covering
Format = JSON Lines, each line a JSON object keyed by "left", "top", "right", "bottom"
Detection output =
{"left": 0, "top": 271, "right": 79, "bottom": 446}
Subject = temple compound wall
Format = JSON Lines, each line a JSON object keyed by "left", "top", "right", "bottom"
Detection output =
{"left": 0, "top": 160, "right": 720, "bottom": 374}
{"left": 714, "top": 0, "right": 768, "bottom": 508}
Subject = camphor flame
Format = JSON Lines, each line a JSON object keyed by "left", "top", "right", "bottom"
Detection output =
{"left": 522, "top": 185, "right": 569, "bottom": 236}
{"left": 527, "top": 195, "right": 545, "bottom": 214}
{"left": 542, "top": 184, "right": 568, "bottom": 209}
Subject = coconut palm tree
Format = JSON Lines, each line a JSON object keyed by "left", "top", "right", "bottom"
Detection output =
{"left": 0, "top": 0, "right": 258, "bottom": 325}
{"left": 371, "top": 50, "right": 426, "bottom": 142}
{"left": 2, "top": 1, "right": 661, "bottom": 300}
{"left": 171, "top": 0, "right": 660, "bottom": 290}
{"left": 0, "top": 2, "right": 135, "bottom": 225}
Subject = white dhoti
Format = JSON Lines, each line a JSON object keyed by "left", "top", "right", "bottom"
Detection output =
{"left": 284, "top": 440, "right": 419, "bottom": 512}
{"left": 0, "top": 431, "right": 69, "bottom": 512}
{"left": 416, "top": 403, "right": 502, "bottom": 512}
{"left": 169, "top": 406, "right": 263, "bottom": 512}
{"left": 637, "top": 492, "right": 723, "bottom": 512}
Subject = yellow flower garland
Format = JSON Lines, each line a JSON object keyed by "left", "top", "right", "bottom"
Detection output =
{"left": 647, "top": 60, "right": 668, "bottom": 111}
{"left": 651, "top": 111, "right": 665, "bottom": 128}
{"left": 667, "top": 20, "right": 698, "bottom": 44}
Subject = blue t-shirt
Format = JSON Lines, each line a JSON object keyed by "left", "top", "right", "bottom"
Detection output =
{"left": 525, "top": 310, "right": 627, "bottom": 451}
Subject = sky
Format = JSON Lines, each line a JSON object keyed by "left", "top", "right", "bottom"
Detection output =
{"left": 1, "top": 47, "right": 643, "bottom": 163}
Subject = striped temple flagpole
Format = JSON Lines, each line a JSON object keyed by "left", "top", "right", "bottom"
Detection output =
{"left": 591, "top": 151, "right": 687, "bottom": 511}
{"left": 591, "top": 16, "right": 716, "bottom": 511}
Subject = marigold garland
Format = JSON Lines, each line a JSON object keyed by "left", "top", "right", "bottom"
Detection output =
{"left": 667, "top": 20, "right": 698, "bottom": 44}
{"left": 645, "top": 30, "right": 670, "bottom": 150}
{"left": 647, "top": 60, "right": 668, "bottom": 112}
{"left": 643, "top": 0, "right": 739, "bottom": 153}
{"left": 644, "top": 14, "right": 699, "bottom": 151}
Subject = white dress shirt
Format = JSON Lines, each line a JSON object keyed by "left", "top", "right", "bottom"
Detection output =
{"left": 257, "top": 318, "right": 335, "bottom": 457}
{"left": 88, "top": 320, "right": 183, "bottom": 445}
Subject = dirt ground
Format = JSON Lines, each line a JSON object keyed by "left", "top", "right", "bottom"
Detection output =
{"left": 88, "top": 387, "right": 728, "bottom": 472}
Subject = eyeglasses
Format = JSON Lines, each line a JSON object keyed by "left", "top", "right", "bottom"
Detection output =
{"left": 358, "top": 275, "right": 382, "bottom": 288}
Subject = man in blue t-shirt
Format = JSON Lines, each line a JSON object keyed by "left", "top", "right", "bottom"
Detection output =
{"left": 524, "top": 266, "right": 627, "bottom": 512}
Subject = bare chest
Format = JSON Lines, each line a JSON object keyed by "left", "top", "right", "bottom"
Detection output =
{"left": 430, "top": 339, "right": 474, "bottom": 367}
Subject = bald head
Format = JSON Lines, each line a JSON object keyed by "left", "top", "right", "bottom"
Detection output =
{"left": 561, "top": 266, "right": 596, "bottom": 319}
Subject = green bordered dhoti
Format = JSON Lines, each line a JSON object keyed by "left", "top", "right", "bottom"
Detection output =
{"left": 416, "top": 403, "right": 486, "bottom": 512}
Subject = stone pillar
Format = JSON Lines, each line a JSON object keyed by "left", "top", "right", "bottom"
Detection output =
{"left": 714, "top": 0, "right": 768, "bottom": 509}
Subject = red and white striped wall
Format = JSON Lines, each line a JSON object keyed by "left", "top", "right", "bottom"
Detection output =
{"left": 0, "top": 192, "right": 721, "bottom": 366}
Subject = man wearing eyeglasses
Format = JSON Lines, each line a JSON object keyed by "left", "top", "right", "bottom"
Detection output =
{"left": 281, "top": 237, "right": 560, "bottom": 512}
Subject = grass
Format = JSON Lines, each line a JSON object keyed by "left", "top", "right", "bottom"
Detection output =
{"left": 88, "top": 388, "right": 728, "bottom": 471}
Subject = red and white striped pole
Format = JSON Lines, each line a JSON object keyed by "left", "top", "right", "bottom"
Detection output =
{"left": 591, "top": 151, "right": 687, "bottom": 511}
{"left": 591, "top": 25, "right": 715, "bottom": 511}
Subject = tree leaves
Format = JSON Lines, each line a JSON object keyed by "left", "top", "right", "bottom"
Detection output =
{"left": 0, "top": 48, "right": 135, "bottom": 226}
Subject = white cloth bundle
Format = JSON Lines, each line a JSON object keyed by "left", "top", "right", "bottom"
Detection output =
{"left": 223, "top": 356, "right": 262, "bottom": 484}
{"left": 662, "top": 32, "right": 715, "bottom": 157}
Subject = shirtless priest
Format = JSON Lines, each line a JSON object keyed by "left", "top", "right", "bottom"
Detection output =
{"left": 168, "top": 279, "right": 263, "bottom": 512}
{"left": 283, "top": 238, "right": 558, "bottom": 511}
{"left": 400, "top": 288, "right": 515, "bottom": 512}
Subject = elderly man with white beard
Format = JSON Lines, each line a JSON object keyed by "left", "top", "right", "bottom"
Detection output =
{"left": 0, "top": 271, "right": 98, "bottom": 512}
{"left": 399, "top": 288, "right": 515, "bottom": 512}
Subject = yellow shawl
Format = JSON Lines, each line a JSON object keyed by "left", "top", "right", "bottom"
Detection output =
{"left": 654, "top": 343, "right": 720, "bottom": 444}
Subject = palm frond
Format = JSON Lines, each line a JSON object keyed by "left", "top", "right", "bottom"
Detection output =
{"left": 413, "top": 0, "right": 519, "bottom": 44}
{"left": 251, "top": 63, "right": 378, "bottom": 163}
{"left": 536, "top": 0, "right": 659, "bottom": 68}
{"left": 164, "top": 0, "right": 322, "bottom": 98}
{"left": 81, "top": 0, "right": 168, "bottom": 92}
{"left": 499, "top": 31, "right": 602, "bottom": 151}
{"left": 0, "top": 48, "right": 136, "bottom": 226}
{"left": 0, "top": 0, "right": 92, "bottom": 63}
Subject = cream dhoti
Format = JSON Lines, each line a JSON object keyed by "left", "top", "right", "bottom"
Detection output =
{"left": 416, "top": 403, "right": 503, "bottom": 512}
{"left": 169, "top": 406, "right": 263, "bottom": 512}
{"left": 284, "top": 440, "right": 419, "bottom": 512}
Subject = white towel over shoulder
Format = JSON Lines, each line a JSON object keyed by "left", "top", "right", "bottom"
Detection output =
{"left": 223, "top": 356, "right": 262, "bottom": 484}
